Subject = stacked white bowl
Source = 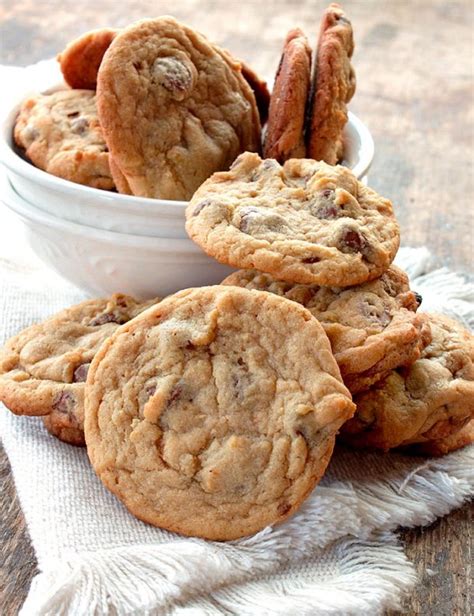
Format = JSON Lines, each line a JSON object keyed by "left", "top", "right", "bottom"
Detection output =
{"left": 0, "top": 90, "right": 374, "bottom": 299}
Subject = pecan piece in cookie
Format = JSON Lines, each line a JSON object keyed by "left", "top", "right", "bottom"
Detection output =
{"left": 0, "top": 294, "right": 159, "bottom": 446}
{"left": 85, "top": 286, "right": 354, "bottom": 540}
{"left": 96, "top": 17, "right": 261, "bottom": 200}
{"left": 340, "top": 314, "right": 474, "bottom": 451}
{"left": 14, "top": 90, "right": 114, "bottom": 190}
{"left": 222, "top": 265, "right": 429, "bottom": 393}
{"left": 306, "top": 3, "right": 356, "bottom": 164}
{"left": 186, "top": 153, "right": 400, "bottom": 287}
{"left": 264, "top": 28, "right": 312, "bottom": 162}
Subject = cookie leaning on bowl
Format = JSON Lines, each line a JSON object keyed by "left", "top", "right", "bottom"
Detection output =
{"left": 96, "top": 16, "right": 261, "bottom": 200}
{"left": 222, "top": 265, "right": 430, "bottom": 393}
{"left": 14, "top": 89, "right": 114, "bottom": 190}
{"left": 186, "top": 152, "right": 400, "bottom": 288}
{"left": 340, "top": 313, "right": 474, "bottom": 452}
{"left": 0, "top": 294, "right": 159, "bottom": 446}
{"left": 85, "top": 285, "right": 355, "bottom": 540}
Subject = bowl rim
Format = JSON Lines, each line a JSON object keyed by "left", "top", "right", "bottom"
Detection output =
{"left": 0, "top": 82, "right": 374, "bottom": 208}
{"left": 1, "top": 174, "right": 206, "bottom": 252}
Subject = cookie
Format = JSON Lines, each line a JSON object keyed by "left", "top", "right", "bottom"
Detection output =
{"left": 408, "top": 420, "right": 474, "bottom": 456}
{"left": 85, "top": 286, "right": 355, "bottom": 540}
{"left": 57, "top": 28, "right": 118, "bottom": 90}
{"left": 14, "top": 90, "right": 114, "bottom": 190}
{"left": 340, "top": 314, "right": 474, "bottom": 451}
{"left": 307, "top": 3, "right": 356, "bottom": 164}
{"left": 240, "top": 61, "right": 271, "bottom": 125}
{"left": 263, "top": 28, "right": 312, "bottom": 162}
{"left": 186, "top": 153, "right": 400, "bottom": 287}
{"left": 109, "top": 156, "right": 133, "bottom": 195}
{"left": 222, "top": 265, "right": 430, "bottom": 393}
{"left": 57, "top": 27, "right": 269, "bottom": 126}
{"left": 0, "top": 294, "right": 158, "bottom": 445}
{"left": 96, "top": 17, "right": 261, "bottom": 200}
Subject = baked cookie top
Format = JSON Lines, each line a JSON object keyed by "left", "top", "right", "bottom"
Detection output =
{"left": 222, "top": 265, "right": 430, "bottom": 393}
{"left": 341, "top": 314, "right": 474, "bottom": 451}
{"left": 14, "top": 89, "right": 114, "bottom": 190}
{"left": 307, "top": 3, "right": 356, "bottom": 164}
{"left": 264, "top": 28, "right": 312, "bottom": 162}
{"left": 85, "top": 286, "right": 354, "bottom": 540}
{"left": 186, "top": 153, "right": 400, "bottom": 287}
{"left": 57, "top": 28, "right": 118, "bottom": 90}
{"left": 0, "top": 294, "right": 158, "bottom": 445}
{"left": 96, "top": 17, "right": 261, "bottom": 200}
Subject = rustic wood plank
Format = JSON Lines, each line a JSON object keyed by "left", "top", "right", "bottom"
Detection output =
{"left": 0, "top": 0, "right": 472, "bottom": 613}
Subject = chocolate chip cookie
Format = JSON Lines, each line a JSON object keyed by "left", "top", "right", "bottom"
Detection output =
{"left": 57, "top": 28, "right": 118, "bottom": 90}
{"left": 264, "top": 28, "right": 312, "bottom": 162}
{"left": 97, "top": 17, "right": 261, "bottom": 200}
{"left": 0, "top": 294, "right": 158, "bottom": 445}
{"left": 409, "top": 420, "right": 474, "bottom": 456}
{"left": 222, "top": 265, "right": 430, "bottom": 393}
{"left": 341, "top": 314, "right": 474, "bottom": 451}
{"left": 85, "top": 286, "right": 355, "bottom": 540}
{"left": 186, "top": 153, "right": 400, "bottom": 287}
{"left": 14, "top": 90, "right": 114, "bottom": 190}
{"left": 307, "top": 3, "right": 356, "bottom": 164}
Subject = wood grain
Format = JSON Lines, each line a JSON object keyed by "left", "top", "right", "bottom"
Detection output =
{"left": 0, "top": 1, "right": 472, "bottom": 614}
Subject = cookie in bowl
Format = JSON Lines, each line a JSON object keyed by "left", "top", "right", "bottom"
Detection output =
{"left": 85, "top": 285, "right": 355, "bottom": 540}
{"left": 264, "top": 28, "right": 312, "bottom": 162}
{"left": 0, "top": 294, "right": 159, "bottom": 445}
{"left": 96, "top": 16, "right": 261, "bottom": 200}
{"left": 222, "top": 265, "right": 430, "bottom": 393}
{"left": 186, "top": 153, "right": 399, "bottom": 288}
{"left": 14, "top": 89, "right": 114, "bottom": 190}
{"left": 307, "top": 3, "right": 356, "bottom": 164}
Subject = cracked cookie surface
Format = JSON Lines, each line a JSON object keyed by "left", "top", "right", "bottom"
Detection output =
{"left": 96, "top": 17, "right": 261, "bottom": 200}
{"left": 0, "top": 294, "right": 158, "bottom": 445}
{"left": 307, "top": 3, "right": 356, "bottom": 164}
{"left": 186, "top": 153, "right": 399, "bottom": 287}
{"left": 14, "top": 89, "right": 114, "bottom": 190}
{"left": 341, "top": 314, "right": 474, "bottom": 451}
{"left": 85, "top": 285, "right": 355, "bottom": 540}
{"left": 222, "top": 265, "right": 430, "bottom": 393}
{"left": 264, "top": 28, "right": 311, "bottom": 162}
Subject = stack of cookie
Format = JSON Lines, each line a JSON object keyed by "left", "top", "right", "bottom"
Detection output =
{"left": 185, "top": 152, "right": 474, "bottom": 455}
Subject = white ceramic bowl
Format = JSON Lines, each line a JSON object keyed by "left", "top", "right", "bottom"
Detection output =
{"left": 0, "top": 89, "right": 374, "bottom": 238}
{"left": 1, "top": 175, "right": 234, "bottom": 298}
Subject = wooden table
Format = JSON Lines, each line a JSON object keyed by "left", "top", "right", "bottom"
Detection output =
{"left": 0, "top": 1, "right": 472, "bottom": 614}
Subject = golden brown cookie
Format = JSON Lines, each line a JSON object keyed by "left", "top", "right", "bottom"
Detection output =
{"left": 306, "top": 3, "right": 356, "bottom": 164}
{"left": 222, "top": 265, "right": 430, "bottom": 393}
{"left": 97, "top": 17, "right": 261, "bottom": 200}
{"left": 340, "top": 314, "right": 474, "bottom": 451}
{"left": 85, "top": 285, "right": 355, "bottom": 540}
{"left": 0, "top": 294, "right": 158, "bottom": 445}
{"left": 14, "top": 90, "right": 114, "bottom": 190}
{"left": 57, "top": 28, "right": 118, "bottom": 90}
{"left": 240, "top": 61, "right": 271, "bottom": 125}
{"left": 408, "top": 420, "right": 474, "bottom": 456}
{"left": 264, "top": 28, "right": 312, "bottom": 162}
{"left": 186, "top": 153, "right": 400, "bottom": 288}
